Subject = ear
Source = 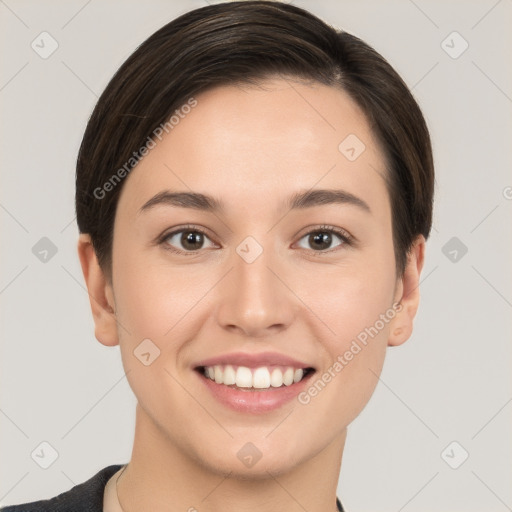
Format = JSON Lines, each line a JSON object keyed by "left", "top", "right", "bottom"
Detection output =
{"left": 387, "top": 234, "right": 426, "bottom": 347}
{"left": 77, "top": 233, "right": 119, "bottom": 347}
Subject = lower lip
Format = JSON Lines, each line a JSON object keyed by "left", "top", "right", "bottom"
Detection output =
{"left": 196, "top": 370, "right": 315, "bottom": 414}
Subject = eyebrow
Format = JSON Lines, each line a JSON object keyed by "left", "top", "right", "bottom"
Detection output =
{"left": 138, "top": 188, "right": 371, "bottom": 216}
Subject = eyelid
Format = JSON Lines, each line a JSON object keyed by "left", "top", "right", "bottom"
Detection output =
{"left": 295, "top": 224, "right": 353, "bottom": 243}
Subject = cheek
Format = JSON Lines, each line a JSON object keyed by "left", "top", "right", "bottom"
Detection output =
{"left": 112, "top": 254, "right": 194, "bottom": 413}
{"left": 296, "top": 254, "right": 395, "bottom": 417}
{"left": 317, "top": 277, "right": 393, "bottom": 386}
{"left": 299, "top": 252, "right": 396, "bottom": 345}
{"left": 113, "top": 249, "right": 200, "bottom": 339}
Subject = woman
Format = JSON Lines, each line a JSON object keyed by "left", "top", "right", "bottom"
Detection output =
{"left": 2, "top": 1, "right": 434, "bottom": 511}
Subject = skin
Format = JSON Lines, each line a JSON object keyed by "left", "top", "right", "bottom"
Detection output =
{"left": 78, "top": 76, "right": 425, "bottom": 512}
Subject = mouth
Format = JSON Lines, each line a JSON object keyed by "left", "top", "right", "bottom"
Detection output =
{"left": 192, "top": 351, "right": 317, "bottom": 413}
{"left": 194, "top": 364, "right": 316, "bottom": 391}
{"left": 194, "top": 364, "right": 316, "bottom": 413}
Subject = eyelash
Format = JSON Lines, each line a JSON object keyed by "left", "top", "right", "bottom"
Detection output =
{"left": 157, "top": 224, "right": 354, "bottom": 256}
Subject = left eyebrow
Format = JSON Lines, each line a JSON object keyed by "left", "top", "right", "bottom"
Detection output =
{"left": 286, "top": 188, "right": 371, "bottom": 214}
{"left": 137, "top": 188, "right": 371, "bottom": 216}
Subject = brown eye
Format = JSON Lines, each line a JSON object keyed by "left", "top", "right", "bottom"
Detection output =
{"left": 180, "top": 231, "right": 205, "bottom": 250}
{"left": 161, "top": 227, "right": 216, "bottom": 253}
{"left": 308, "top": 232, "right": 334, "bottom": 251}
{"left": 296, "top": 227, "right": 352, "bottom": 252}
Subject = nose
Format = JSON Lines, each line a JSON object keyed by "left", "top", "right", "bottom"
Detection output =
{"left": 215, "top": 242, "right": 295, "bottom": 338}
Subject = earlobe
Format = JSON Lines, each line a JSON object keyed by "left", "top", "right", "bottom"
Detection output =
{"left": 387, "top": 235, "right": 426, "bottom": 347}
{"left": 77, "top": 234, "right": 119, "bottom": 347}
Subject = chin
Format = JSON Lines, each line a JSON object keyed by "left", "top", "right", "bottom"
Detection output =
{"left": 192, "top": 440, "right": 307, "bottom": 479}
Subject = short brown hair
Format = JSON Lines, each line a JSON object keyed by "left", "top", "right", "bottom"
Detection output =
{"left": 75, "top": 0, "right": 434, "bottom": 282}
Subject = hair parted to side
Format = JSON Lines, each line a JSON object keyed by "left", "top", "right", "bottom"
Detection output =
{"left": 75, "top": 0, "right": 434, "bottom": 284}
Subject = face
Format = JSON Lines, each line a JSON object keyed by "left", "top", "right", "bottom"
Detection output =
{"left": 81, "top": 77, "right": 424, "bottom": 477}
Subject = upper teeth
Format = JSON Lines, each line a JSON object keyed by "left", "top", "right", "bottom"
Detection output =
{"left": 204, "top": 365, "right": 306, "bottom": 389}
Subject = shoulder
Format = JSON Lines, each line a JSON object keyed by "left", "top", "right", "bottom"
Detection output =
{"left": 1, "top": 464, "right": 124, "bottom": 512}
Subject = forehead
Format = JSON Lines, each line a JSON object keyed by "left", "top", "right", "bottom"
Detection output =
{"left": 117, "top": 77, "right": 390, "bottom": 220}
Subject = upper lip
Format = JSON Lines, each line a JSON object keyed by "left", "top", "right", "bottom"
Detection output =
{"left": 194, "top": 351, "right": 315, "bottom": 370}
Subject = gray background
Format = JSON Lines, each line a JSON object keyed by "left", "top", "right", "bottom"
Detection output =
{"left": 1, "top": 1, "right": 511, "bottom": 510}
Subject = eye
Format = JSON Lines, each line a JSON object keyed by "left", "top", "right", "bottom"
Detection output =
{"left": 160, "top": 226, "right": 217, "bottom": 254}
{"left": 158, "top": 224, "right": 354, "bottom": 255}
{"left": 295, "top": 225, "right": 353, "bottom": 253}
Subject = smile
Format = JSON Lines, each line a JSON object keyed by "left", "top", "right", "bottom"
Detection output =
{"left": 199, "top": 364, "right": 315, "bottom": 390}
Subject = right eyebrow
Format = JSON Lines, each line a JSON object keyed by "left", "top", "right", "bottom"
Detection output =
{"left": 138, "top": 190, "right": 224, "bottom": 216}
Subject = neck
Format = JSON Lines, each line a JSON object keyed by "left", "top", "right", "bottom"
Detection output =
{"left": 118, "top": 403, "right": 345, "bottom": 512}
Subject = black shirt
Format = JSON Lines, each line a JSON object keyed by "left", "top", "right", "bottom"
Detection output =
{"left": 1, "top": 464, "right": 345, "bottom": 511}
